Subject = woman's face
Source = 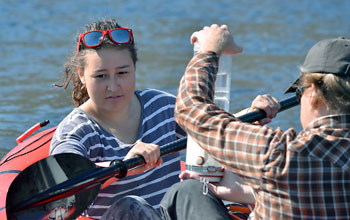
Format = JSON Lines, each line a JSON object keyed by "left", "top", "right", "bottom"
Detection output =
{"left": 79, "top": 48, "right": 136, "bottom": 113}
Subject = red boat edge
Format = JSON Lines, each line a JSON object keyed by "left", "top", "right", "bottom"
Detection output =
{"left": 0, "top": 122, "right": 56, "bottom": 220}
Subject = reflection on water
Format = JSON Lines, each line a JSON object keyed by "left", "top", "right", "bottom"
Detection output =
{"left": 1, "top": 0, "right": 349, "bottom": 157}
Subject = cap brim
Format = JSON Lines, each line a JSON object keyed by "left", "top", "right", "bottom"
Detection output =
{"left": 284, "top": 78, "right": 300, "bottom": 94}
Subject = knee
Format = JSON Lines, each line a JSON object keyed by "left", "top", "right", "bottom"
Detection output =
{"left": 117, "top": 195, "right": 149, "bottom": 206}
{"left": 160, "top": 180, "right": 202, "bottom": 219}
{"left": 172, "top": 179, "right": 202, "bottom": 194}
{"left": 163, "top": 179, "right": 203, "bottom": 201}
{"left": 107, "top": 195, "right": 142, "bottom": 213}
{"left": 102, "top": 196, "right": 161, "bottom": 220}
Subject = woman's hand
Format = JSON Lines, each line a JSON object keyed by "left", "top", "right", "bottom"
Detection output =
{"left": 124, "top": 141, "right": 162, "bottom": 175}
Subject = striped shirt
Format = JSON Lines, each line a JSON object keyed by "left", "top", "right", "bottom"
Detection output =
{"left": 175, "top": 52, "right": 350, "bottom": 219}
{"left": 50, "top": 88, "right": 186, "bottom": 219}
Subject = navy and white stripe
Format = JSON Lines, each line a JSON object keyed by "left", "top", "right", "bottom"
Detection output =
{"left": 50, "top": 88, "right": 186, "bottom": 219}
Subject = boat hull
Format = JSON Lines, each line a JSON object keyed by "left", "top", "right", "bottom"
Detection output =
{"left": 0, "top": 127, "right": 56, "bottom": 219}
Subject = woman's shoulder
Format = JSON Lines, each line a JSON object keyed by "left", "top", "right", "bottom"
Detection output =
{"left": 55, "top": 108, "right": 95, "bottom": 136}
{"left": 58, "top": 108, "right": 89, "bottom": 126}
{"left": 50, "top": 108, "right": 96, "bottom": 155}
{"left": 136, "top": 88, "right": 176, "bottom": 103}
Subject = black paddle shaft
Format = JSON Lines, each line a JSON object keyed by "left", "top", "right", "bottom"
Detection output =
{"left": 9, "top": 95, "right": 299, "bottom": 214}
{"left": 237, "top": 95, "right": 299, "bottom": 122}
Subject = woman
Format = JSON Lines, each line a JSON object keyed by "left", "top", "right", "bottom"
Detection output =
{"left": 50, "top": 18, "right": 186, "bottom": 219}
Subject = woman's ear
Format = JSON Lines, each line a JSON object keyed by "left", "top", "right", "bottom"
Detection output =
{"left": 77, "top": 67, "right": 85, "bottom": 84}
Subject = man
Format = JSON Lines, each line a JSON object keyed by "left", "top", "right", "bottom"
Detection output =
{"left": 160, "top": 24, "right": 350, "bottom": 219}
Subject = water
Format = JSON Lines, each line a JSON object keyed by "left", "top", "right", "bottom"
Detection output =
{"left": 215, "top": 54, "right": 232, "bottom": 111}
{"left": 214, "top": 93, "right": 230, "bottom": 111}
{"left": 215, "top": 73, "right": 231, "bottom": 111}
{"left": 1, "top": 0, "right": 350, "bottom": 159}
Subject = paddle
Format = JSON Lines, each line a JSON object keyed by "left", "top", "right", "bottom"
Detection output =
{"left": 6, "top": 153, "right": 100, "bottom": 220}
{"left": 6, "top": 95, "right": 299, "bottom": 220}
{"left": 6, "top": 138, "right": 188, "bottom": 220}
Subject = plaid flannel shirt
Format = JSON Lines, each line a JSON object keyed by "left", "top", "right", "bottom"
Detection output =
{"left": 175, "top": 52, "right": 350, "bottom": 219}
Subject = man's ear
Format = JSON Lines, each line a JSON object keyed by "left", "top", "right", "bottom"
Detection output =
{"left": 309, "top": 83, "right": 323, "bottom": 109}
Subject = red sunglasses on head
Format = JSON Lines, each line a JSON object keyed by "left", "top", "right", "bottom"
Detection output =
{"left": 77, "top": 28, "right": 134, "bottom": 54}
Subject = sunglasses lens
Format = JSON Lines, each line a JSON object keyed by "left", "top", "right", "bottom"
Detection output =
{"left": 83, "top": 32, "right": 103, "bottom": 47}
{"left": 110, "top": 29, "right": 131, "bottom": 43}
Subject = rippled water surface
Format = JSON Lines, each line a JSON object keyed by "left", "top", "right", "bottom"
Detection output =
{"left": 1, "top": 0, "right": 349, "bottom": 158}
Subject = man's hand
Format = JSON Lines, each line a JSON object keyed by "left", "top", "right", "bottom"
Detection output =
{"left": 250, "top": 94, "right": 280, "bottom": 125}
{"left": 179, "top": 168, "right": 255, "bottom": 204}
{"left": 190, "top": 24, "right": 243, "bottom": 56}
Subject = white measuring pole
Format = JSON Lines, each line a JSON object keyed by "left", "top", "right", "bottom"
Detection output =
{"left": 185, "top": 43, "right": 232, "bottom": 182}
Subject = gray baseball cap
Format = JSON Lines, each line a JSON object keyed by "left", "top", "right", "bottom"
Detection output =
{"left": 285, "top": 37, "right": 350, "bottom": 93}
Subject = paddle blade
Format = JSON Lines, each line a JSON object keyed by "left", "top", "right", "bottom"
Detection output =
{"left": 6, "top": 153, "right": 100, "bottom": 220}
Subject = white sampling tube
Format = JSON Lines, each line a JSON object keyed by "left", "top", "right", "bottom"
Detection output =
{"left": 185, "top": 44, "right": 232, "bottom": 182}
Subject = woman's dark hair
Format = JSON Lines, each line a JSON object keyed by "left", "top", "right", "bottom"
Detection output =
{"left": 55, "top": 18, "right": 138, "bottom": 107}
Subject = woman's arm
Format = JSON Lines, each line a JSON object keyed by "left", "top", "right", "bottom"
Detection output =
{"left": 96, "top": 141, "right": 162, "bottom": 176}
